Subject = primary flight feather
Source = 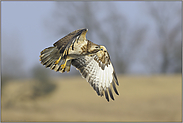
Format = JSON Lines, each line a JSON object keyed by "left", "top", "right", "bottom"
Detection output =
{"left": 39, "top": 28, "right": 119, "bottom": 101}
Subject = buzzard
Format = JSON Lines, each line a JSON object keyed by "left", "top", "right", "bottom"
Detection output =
{"left": 39, "top": 28, "right": 119, "bottom": 101}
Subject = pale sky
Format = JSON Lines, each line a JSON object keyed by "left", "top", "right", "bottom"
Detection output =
{"left": 1, "top": 1, "right": 181, "bottom": 75}
{"left": 1, "top": 1, "right": 142, "bottom": 74}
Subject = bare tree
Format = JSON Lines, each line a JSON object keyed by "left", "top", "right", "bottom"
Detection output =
{"left": 144, "top": 2, "right": 181, "bottom": 73}
{"left": 43, "top": 2, "right": 127, "bottom": 72}
{"left": 43, "top": 2, "right": 149, "bottom": 74}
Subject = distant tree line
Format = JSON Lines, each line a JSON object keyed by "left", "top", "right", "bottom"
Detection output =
{"left": 44, "top": 2, "right": 181, "bottom": 74}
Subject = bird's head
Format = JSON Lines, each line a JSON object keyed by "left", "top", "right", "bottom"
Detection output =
{"left": 87, "top": 41, "right": 101, "bottom": 53}
{"left": 99, "top": 45, "right": 107, "bottom": 52}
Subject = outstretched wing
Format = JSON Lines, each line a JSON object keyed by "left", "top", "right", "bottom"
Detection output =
{"left": 53, "top": 28, "right": 88, "bottom": 56}
{"left": 71, "top": 54, "right": 119, "bottom": 102}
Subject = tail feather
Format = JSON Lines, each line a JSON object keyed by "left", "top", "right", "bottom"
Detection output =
{"left": 47, "top": 59, "right": 56, "bottom": 68}
{"left": 40, "top": 47, "right": 56, "bottom": 55}
{"left": 45, "top": 58, "right": 55, "bottom": 68}
{"left": 40, "top": 53, "right": 49, "bottom": 60}
{"left": 54, "top": 59, "right": 63, "bottom": 71}
{"left": 39, "top": 46, "right": 71, "bottom": 73}
{"left": 42, "top": 56, "right": 52, "bottom": 65}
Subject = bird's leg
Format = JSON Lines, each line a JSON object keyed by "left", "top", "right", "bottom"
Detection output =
{"left": 61, "top": 60, "right": 71, "bottom": 73}
{"left": 61, "top": 59, "right": 67, "bottom": 69}
{"left": 55, "top": 56, "right": 61, "bottom": 64}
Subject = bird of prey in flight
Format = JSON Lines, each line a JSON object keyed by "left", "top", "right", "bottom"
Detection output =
{"left": 39, "top": 28, "right": 119, "bottom": 101}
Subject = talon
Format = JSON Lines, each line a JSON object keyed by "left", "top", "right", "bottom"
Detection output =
{"left": 61, "top": 61, "right": 67, "bottom": 69}
{"left": 55, "top": 56, "right": 61, "bottom": 64}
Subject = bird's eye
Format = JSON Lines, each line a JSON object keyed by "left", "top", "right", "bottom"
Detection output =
{"left": 100, "top": 48, "right": 103, "bottom": 51}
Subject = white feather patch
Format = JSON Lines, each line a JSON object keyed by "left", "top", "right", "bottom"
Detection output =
{"left": 72, "top": 54, "right": 118, "bottom": 100}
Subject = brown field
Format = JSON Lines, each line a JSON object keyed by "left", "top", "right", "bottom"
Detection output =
{"left": 1, "top": 74, "right": 182, "bottom": 122}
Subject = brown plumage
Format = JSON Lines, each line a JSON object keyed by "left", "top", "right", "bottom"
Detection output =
{"left": 40, "top": 28, "right": 119, "bottom": 101}
{"left": 40, "top": 28, "right": 100, "bottom": 73}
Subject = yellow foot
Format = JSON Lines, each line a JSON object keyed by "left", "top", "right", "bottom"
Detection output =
{"left": 55, "top": 56, "right": 61, "bottom": 64}
{"left": 61, "top": 61, "right": 67, "bottom": 69}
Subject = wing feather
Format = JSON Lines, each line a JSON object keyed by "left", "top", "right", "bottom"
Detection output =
{"left": 113, "top": 71, "right": 119, "bottom": 85}
{"left": 53, "top": 28, "right": 88, "bottom": 52}
{"left": 108, "top": 87, "right": 114, "bottom": 100}
{"left": 112, "top": 81, "right": 119, "bottom": 95}
{"left": 71, "top": 55, "right": 119, "bottom": 102}
{"left": 104, "top": 90, "right": 109, "bottom": 102}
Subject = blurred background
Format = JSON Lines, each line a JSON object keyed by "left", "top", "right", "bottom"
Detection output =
{"left": 1, "top": 1, "right": 182, "bottom": 122}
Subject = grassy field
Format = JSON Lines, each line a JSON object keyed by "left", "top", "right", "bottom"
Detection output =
{"left": 1, "top": 74, "right": 182, "bottom": 122}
